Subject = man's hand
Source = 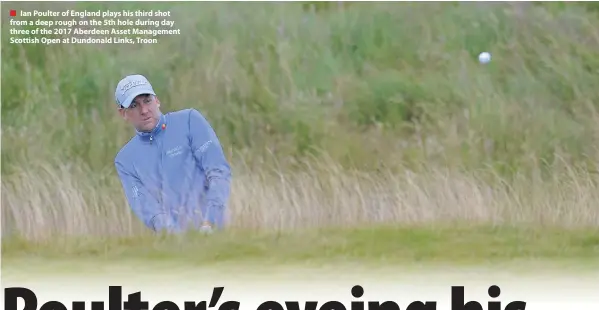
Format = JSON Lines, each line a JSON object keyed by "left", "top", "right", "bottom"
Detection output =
{"left": 200, "top": 221, "right": 213, "bottom": 234}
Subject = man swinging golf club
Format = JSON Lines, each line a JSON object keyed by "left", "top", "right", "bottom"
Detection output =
{"left": 113, "top": 74, "right": 232, "bottom": 234}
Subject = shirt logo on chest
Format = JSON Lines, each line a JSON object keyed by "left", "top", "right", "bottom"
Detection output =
{"left": 166, "top": 145, "right": 184, "bottom": 158}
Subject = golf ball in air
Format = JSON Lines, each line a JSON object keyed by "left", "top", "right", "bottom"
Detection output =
{"left": 478, "top": 52, "right": 491, "bottom": 64}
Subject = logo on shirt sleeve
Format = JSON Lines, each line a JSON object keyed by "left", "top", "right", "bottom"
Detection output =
{"left": 132, "top": 185, "right": 140, "bottom": 198}
{"left": 198, "top": 140, "right": 212, "bottom": 153}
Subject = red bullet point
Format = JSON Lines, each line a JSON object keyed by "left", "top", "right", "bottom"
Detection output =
{"left": 10, "top": 10, "right": 16, "bottom": 17}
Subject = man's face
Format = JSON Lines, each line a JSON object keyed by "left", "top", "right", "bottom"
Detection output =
{"left": 118, "top": 94, "right": 161, "bottom": 132}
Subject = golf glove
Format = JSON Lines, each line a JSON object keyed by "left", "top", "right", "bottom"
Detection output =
{"left": 199, "top": 222, "right": 213, "bottom": 234}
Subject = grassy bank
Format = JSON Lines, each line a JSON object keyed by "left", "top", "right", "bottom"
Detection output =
{"left": 3, "top": 2, "right": 599, "bottom": 174}
{"left": 2, "top": 2, "right": 599, "bottom": 261}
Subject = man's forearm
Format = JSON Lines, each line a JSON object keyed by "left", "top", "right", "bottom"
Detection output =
{"left": 187, "top": 108, "right": 232, "bottom": 229}
{"left": 204, "top": 176, "right": 231, "bottom": 228}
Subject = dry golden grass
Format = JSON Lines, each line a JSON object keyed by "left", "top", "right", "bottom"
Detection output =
{"left": 3, "top": 158, "right": 599, "bottom": 243}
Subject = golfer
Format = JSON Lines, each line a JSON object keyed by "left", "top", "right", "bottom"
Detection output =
{"left": 113, "top": 74, "right": 232, "bottom": 234}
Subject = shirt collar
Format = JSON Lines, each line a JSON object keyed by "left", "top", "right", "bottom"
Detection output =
{"left": 135, "top": 113, "right": 166, "bottom": 141}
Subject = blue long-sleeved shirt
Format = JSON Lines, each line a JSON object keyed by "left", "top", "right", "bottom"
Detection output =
{"left": 114, "top": 108, "right": 231, "bottom": 233}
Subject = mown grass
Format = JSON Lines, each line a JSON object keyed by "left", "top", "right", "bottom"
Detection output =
{"left": 3, "top": 225, "right": 599, "bottom": 268}
{"left": 2, "top": 2, "right": 599, "bottom": 264}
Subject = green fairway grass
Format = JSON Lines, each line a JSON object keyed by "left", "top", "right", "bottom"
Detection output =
{"left": 3, "top": 226, "right": 599, "bottom": 271}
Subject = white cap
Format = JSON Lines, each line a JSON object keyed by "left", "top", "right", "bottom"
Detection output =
{"left": 114, "top": 74, "right": 157, "bottom": 108}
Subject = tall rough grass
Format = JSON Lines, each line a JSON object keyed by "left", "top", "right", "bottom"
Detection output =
{"left": 3, "top": 159, "right": 599, "bottom": 242}
{"left": 2, "top": 2, "right": 599, "bottom": 241}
